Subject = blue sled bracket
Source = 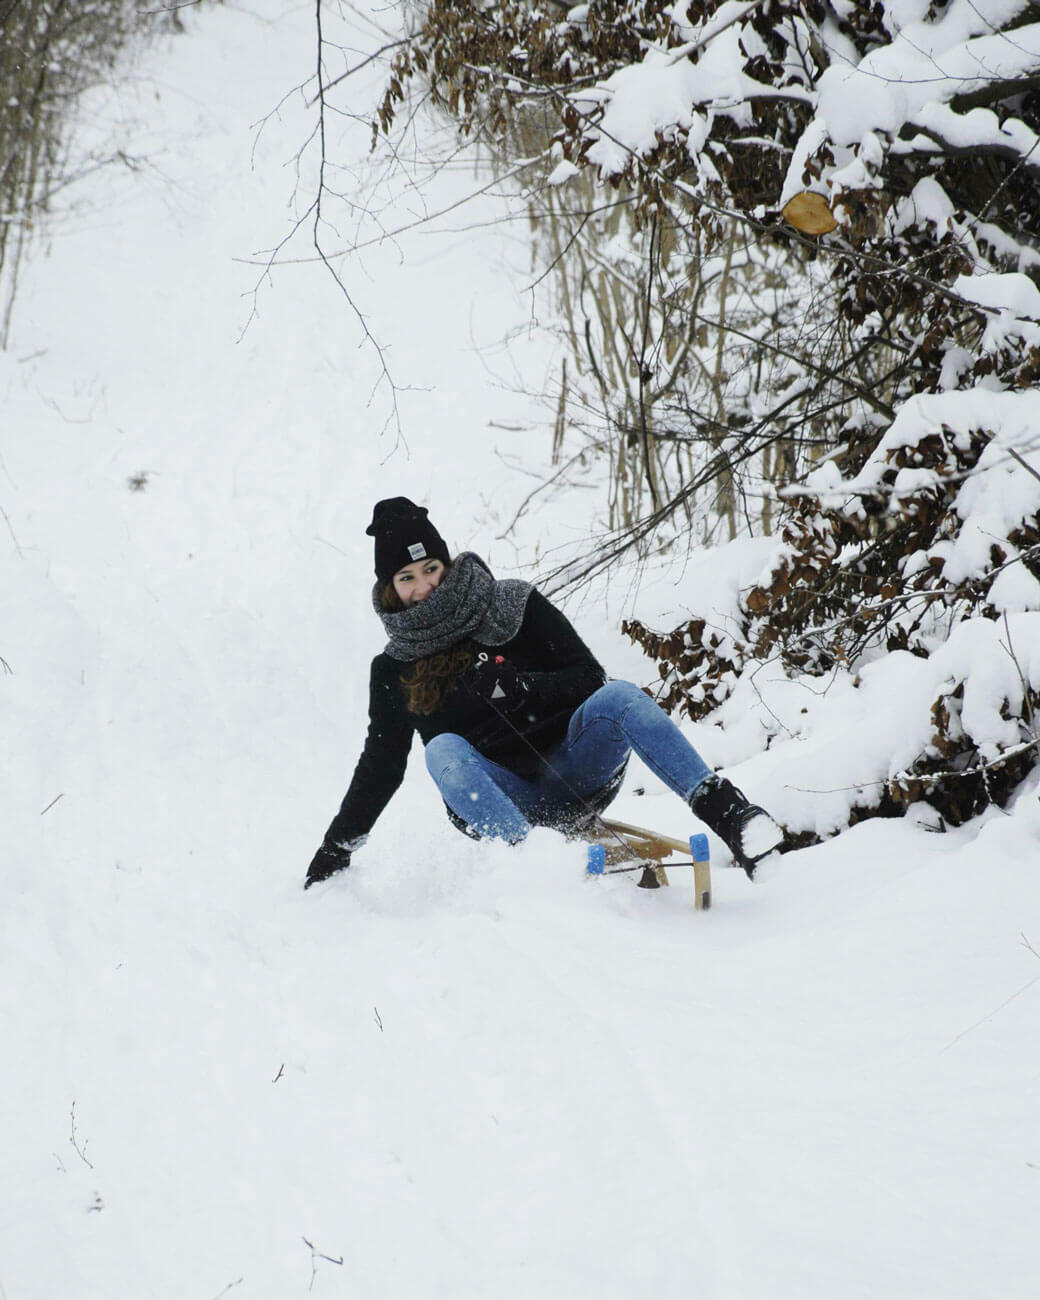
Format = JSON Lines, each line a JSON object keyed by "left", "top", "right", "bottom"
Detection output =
{"left": 690, "top": 834, "right": 711, "bottom": 910}
{"left": 586, "top": 844, "right": 606, "bottom": 875}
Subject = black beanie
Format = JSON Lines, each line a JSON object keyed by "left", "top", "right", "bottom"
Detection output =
{"left": 366, "top": 497, "right": 451, "bottom": 583}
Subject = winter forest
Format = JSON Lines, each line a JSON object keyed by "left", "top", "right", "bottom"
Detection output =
{"left": 3, "top": 1, "right": 1039, "bottom": 1297}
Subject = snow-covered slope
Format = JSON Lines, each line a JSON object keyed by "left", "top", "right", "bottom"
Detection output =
{"left": 3, "top": 4, "right": 1038, "bottom": 1297}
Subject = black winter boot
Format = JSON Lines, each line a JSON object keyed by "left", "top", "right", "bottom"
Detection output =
{"left": 690, "top": 774, "right": 784, "bottom": 878}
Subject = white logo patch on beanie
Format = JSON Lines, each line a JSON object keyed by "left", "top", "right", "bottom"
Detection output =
{"left": 407, "top": 542, "right": 427, "bottom": 561}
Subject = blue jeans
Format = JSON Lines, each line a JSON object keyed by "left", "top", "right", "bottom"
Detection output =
{"left": 424, "top": 679, "right": 714, "bottom": 842}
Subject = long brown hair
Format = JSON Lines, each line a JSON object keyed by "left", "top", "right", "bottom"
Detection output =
{"left": 379, "top": 570, "right": 474, "bottom": 715}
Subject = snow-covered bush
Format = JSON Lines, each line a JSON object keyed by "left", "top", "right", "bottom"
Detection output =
{"left": 372, "top": 0, "right": 1040, "bottom": 826}
{"left": 626, "top": 387, "right": 1040, "bottom": 825}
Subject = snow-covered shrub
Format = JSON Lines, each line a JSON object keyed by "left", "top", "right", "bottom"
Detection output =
{"left": 627, "top": 389, "right": 1040, "bottom": 825}
{"left": 372, "top": 0, "right": 1040, "bottom": 825}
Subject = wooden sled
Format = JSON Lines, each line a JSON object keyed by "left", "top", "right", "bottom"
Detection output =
{"left": 582, "top": 818, "right": 712, "bottom": 909}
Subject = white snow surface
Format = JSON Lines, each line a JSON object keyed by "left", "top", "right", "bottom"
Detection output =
{"left": 955, "top": 271, "right": 1040, "bottom": 321}
{"left": 3, "top": 4, "right": 1040, "bottom": 1298}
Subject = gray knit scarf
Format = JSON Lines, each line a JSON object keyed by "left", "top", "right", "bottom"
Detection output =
{"left": 374, "top": 550, "right": 534, "bottom": 662}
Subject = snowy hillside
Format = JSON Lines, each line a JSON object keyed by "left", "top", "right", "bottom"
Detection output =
{"left": 2, "top": 3, "right": 1039, "bottom": 1298}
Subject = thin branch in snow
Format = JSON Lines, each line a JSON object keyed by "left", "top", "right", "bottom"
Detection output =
{"left": 1001, "top": 613, "right": 1038, "bottom": 739}
{"left": 783, "top": 735, "right": 1040, "bottom": 799}
{"left": 308, "top": 36, "right": 411, "bottom": 105}
{"left": 136, "top": 2, "right": 203, "bottom": 15}
{"left": 1007, "top": 446, "right": 1040, "bottom": 488}
{"left": 962, "top": 0, "right": 1040, "bottom": 59}
{"left": 242, "top": 2, "right": 410, "bottom": 441}
{"left": 135, "top": 3, "right": 205, "bottom": 13}
{"left": 211, "top": 1279, "right": 244, "bottom": 1300}
{"left": 942, "top": 972, "right": 1040, "bottom": 1052}
{"left": 1, "top": 499, "right": 23, "bottom": 557}
{"left": 313, "top": 0, "right": 402, "bottom": 443}
{"left": 69, "top": 1102, "right": 93, "bottom": 1169}
{"left": 233, "top": 149, "right": 553, "bottom": 269}
{"left": 656, "top": 0, "right": 772, "bottom": 67}
{"left": 302, "top": 1237, "right": 343, "bottom": 1291}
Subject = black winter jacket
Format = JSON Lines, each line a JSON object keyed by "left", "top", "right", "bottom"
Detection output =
{"left": 322, "top": 589, "right": 606, "bottom": 848}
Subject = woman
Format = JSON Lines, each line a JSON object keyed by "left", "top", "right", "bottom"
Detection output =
{"left": 305, "top": 497, "right": 783, "bottom": 888}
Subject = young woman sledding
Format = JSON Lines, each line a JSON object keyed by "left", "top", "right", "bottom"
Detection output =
{"left": 305, "top": 497, "right": 784, "bottom": 889}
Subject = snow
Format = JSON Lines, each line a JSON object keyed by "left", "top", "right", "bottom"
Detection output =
{"left": 955, "top": 271, "right": 1040, "bottom": 321}
{"left": 581, "top": 54, "right": 698, "bottom": 175}
{"left": 741, "top": 810, "right": 783, "bottom": 860}
{"left": 3, "top": 3, "right": 1040, "bottom": 1299}
{"left": 580, "top": 20, "right": 815, "bottom": 177}
{"left": 812, "top": 8, "right": 1040, "bottom": 150}
{"left": 777, "top": 4, "right": 1040, "bottom": 210}
{"left": 547, "top": 158, "right": 580, "bottom": 186}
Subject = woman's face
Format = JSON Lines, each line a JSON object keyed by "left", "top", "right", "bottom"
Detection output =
{"left": 392, "top": 557, "right": 445, "bottom": 606}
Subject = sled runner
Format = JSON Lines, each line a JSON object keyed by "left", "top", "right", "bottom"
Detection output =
{"left": 583, "top": 819, "right": 712, "bottom": 910}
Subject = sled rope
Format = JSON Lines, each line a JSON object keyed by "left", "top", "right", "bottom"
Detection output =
{"left": 601, "top": 858, "right": 696, "bottom": 876}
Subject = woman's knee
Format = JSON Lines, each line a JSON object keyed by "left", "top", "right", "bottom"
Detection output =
{"left": 424, "top": 732, "right": 474, "bottom": 779}
{"left": 586, "top": 678, "right": 647, "bottom": 718}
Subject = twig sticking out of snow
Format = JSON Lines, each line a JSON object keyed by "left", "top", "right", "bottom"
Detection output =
{"left": 69, "top": 1102, "right": 93, "bottom": 1170}
{"left": 1008, "top": 447, "right": 1040, "bottom": 488}
{"left": 302, "top": 1237, "right": 343, "bottom": 1291}
{"left": 210, "top": 1280, "right": 244, "bottom": 1300}
{"left": 942, "top": 972, "right": 1040, "bottom": 1053}
{"left": 786, "top": 735, "right": 1040, "bottom": 798}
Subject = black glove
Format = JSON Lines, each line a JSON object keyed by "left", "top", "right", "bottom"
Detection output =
{"left": 468, "top": 654, "right": 530, "bottom": 713}
{"left": 305, "top": 843, "right": 351, "bottom": 889}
